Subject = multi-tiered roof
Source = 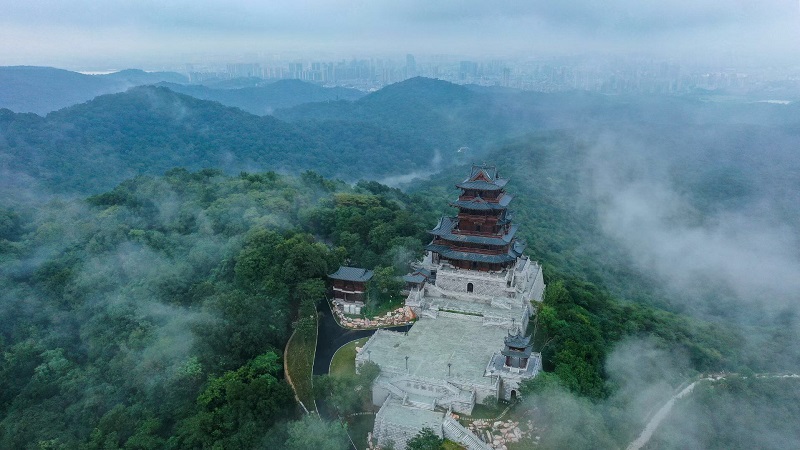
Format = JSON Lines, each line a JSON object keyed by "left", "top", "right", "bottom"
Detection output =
{"left": 425, "top": 165, "right": 525, "bottom": 271}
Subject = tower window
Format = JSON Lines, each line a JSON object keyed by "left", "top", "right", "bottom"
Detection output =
{"left": 467, "top": 283, "right": 474, "bottom": 293}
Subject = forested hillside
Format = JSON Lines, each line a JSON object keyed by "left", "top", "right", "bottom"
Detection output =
{"left": 159, "top": 79, "right": 365, "bottom": 115}
{"left": 1, "top": 166, "right": 764, "bottom": 448}
{"left": 1, "top": 76, "right": 798, "bottom": 448}
{"left": 0, "top": 169, "right": 442, "bottom": 448}
{"left": 5, "top": 75, "right": 800, "bottom": 200}
{"left": 0, "top": 86, "right": 433, "bottom": 193}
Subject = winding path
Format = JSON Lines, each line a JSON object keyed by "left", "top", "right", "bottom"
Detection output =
{"left": 625, "top": 380, "right": 701, "bottom": 450}
{"left": 312, "top": 304, "right": 411, "bottom": 376}
{"left": 627, "top": 373, "right": 800, "bottom": 450}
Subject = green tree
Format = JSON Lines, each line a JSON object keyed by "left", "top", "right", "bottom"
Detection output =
{"left": 284, "top": 415, "right": 349, "bottom": 450}
{"left": 369, "top": 266, "right": 403, "bottom": 306}
{"left": 406, "top": 428, "right": 443, "bottom": 450}
{"left": 172, "top": 352, "right": 293, "bottom": 449}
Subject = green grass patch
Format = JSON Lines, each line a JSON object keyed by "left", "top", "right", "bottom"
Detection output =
{"left": 363, "top": 298, "right": 404, "bottom": 318}
{"left": 466, "top": 402, "right": 507, "bottom": 420}
{"left": 321, "top": 337, "right": 376, "bottom": 449}
{"left": 329, "top": 337, "right": 370, "bottom": 378}
{"left": 285, "top": 319, "right": 318, "bottom": 413}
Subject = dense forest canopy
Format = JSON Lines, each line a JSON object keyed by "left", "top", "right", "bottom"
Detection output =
{"left": 0, "top": 86, "right": 433, "bottom": 193}
{"left": 0, "top": 169, "right": 441, "bottom": 448}
{"left": 1, "top": 165, "right": 792, "bottom": 448}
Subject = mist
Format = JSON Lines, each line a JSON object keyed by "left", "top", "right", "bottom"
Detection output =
{"left": 506, "top": 117, "right": 800, "bottom": 447}
{"left": 2, "top": 1, "right": 800, "bottom": 67}
{"left": 3, "top": 1, "right": 800, "bottom": 446}
{"left": 583, "top": 132, "right": 800, "bottom": 316}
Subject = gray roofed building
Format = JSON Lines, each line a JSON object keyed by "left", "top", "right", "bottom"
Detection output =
{"left": 328, "top": 266, "right": 374, "bottom": 282}
{"left": 402, "top": 273, "right": 428, "bottom": 284}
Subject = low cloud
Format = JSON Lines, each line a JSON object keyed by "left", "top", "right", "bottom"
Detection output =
{"left": 2, "top": 1, "right": 798, "bottom": 66}
{"left": 583, "top": 133, "right": 800, "bottom": 315}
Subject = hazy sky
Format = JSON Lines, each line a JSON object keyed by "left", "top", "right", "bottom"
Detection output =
{"left": 1, "top": 0, "right": 799, "bottom": 68}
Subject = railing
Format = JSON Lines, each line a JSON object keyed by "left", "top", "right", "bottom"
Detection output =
{"left": 443, "top": 416, "right": 492, "bottom": 450}
{"left": 436, "top": 264, "right": 509, "bottom": 278}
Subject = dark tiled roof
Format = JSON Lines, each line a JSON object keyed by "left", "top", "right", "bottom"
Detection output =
{"left": 450, "top": 194, "right": 513, "bottom": 211}
{"left": 505, "top": 330, "right": 532, "bottom": 348}
{"left": 501, "top": 347, "right": 533, "bottom": 358}
{"left": 403, "top": 268, "right": 431, "bottom": 284}
{"left": 429, "top": 216, "right": 518, "bottom": 246}
{"left": 328, "top": 266, "right": 374, "bottom": 282}
{"left": 425, "top": 244, "right": 521, "bottom": 264}
{"left": 403, "top": 274, "right": 427, "bottom": 283}
{"left": 470, "top": 164, "right": 499, "bottom": 180}
{"left": 456, "top": 179, "right": 508, "bottom": 191}
{"left": 415, "top": 268, "right": 432, "bottom": 277}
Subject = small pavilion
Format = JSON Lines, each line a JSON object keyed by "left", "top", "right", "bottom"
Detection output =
{"left": 328, "top": 266, "right": 373, "bottom": 314}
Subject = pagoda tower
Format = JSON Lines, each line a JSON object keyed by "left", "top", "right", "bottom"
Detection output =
{"left": 426, "top": 164, "right": 525, "bottom": 272}
{"left": 501, "top": 329, "right": 534, "bottom": 370}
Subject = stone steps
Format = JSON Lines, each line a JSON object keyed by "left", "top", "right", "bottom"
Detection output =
{"left": 443, "top": 417, "right": 492, "bottom": 450}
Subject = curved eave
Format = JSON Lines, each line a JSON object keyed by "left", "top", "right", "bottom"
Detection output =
{"left": 429, "top": 217, "right": 519, "bottom": 246}
{"left": 328, "top": 266, "right": 374, "bottom": 282}
{"left": 425, "top": 243, "right": 522, "bottom": 264}
{"left": 505, "top": 335, "right": 532, "bottom": 347}
{"left": 502, "top": 348, "right": 533, "bottom": 358}
{"left": 450, "top": 194, "right": 513, "bottom": 211}
{"left": 456, "top": 178, "right": 509, "bottom": 191}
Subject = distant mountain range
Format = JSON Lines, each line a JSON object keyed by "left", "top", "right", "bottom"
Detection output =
{"left": 0, "top": 85, "right": 432, "bottom": 193}
{"left": 2, "top": 74, "right": 799, "bottom": 211}
{"left": 158, "top": 79, "right": 364, "bottom": 115}
{"left": 0, "top": 66, "right": 188, "bottom": 114}
{"left": 0, "top": 66, "right": 365, "bottom": 116}
{"left": 0, "top": 77, "right": 520, "bottom": 193}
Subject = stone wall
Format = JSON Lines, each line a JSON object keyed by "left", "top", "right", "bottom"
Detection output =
{"left": 435, "top": 270, "right": 511, "bottom": 299}
{"left": 530, "top": 266, "right": 545, "bottom": 302}
{"left": 373, "top": 400, "right": 445, "bottom": 450}
{"left": 372, "top": 383, "right": 390, "bottom": 407}
{"left": 374, "top": 416, "right": 442, "bottom": 450}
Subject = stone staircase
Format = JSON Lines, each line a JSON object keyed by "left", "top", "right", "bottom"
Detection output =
{"left": 436, "top": 385, "right": 475, "bottom": 414}
{"left": 406, "top": 396, "right": 435, "bottom": 410}
{"left": 443, "top": 416, "right": 491, "bottom": 450}
{"left": 383, "top": 381, "right": 408, "bottom": 399}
